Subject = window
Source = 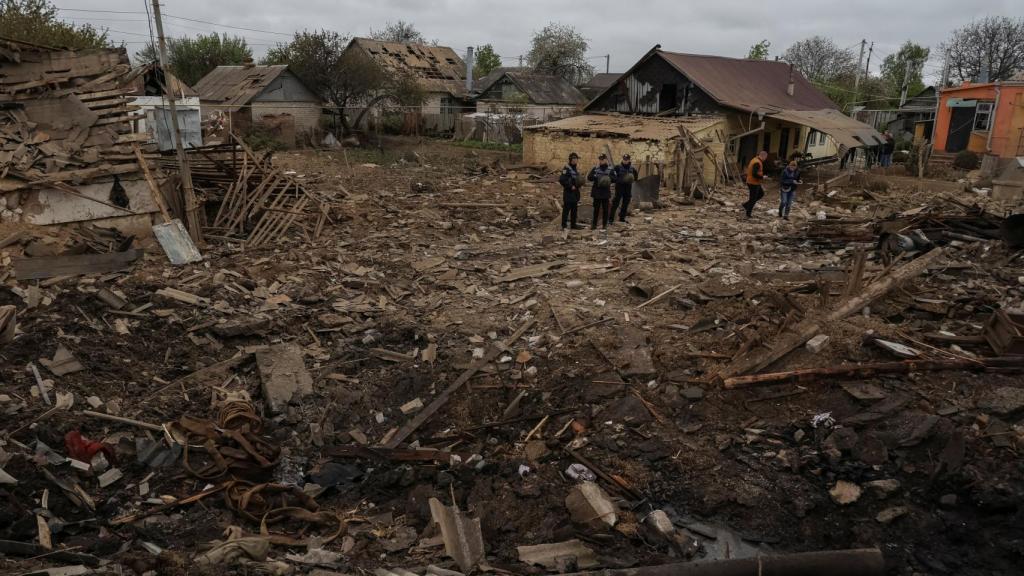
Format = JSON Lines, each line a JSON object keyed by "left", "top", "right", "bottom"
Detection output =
{"left": 974, "top": 102, "right": 994, "bottom": 131}
{"left": 819, "top": 132, "right": 827, "bottom": 145}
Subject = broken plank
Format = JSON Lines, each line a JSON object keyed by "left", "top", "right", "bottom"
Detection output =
{"left": 13, "top": 249, "right": 140, "bottom": 281}
{"left": 494, "top": 261, "right": 566, "bottom": 283}
{"left": 384, "top": 318, "right": 536, "bottom": 448}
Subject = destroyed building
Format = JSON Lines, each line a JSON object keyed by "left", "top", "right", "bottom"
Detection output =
{"left": 584, "top": 46, "right": 884, "bottom": 169}
{"left": 343, "top": 38, "right": 470, "bottom": 133}
{"left": 473, "top": 69, "right": 585, "bottom": 122}
{"left": 123, "top": 62, "right": 202, "bottom": 151}
{"left": 193, "top": 62, "right": 323, "bottom": 146}
{"left": 0, "top": 37, "right": 167, "bottom": 236}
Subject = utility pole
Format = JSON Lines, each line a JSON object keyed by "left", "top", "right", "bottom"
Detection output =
{"left": 863, "top": 42, "right": 874, "bottom": 78}
{"left": 854, "top": 39, "right": 866, "bottom": 92}
{"left": 518, "top": 55, "right": 523, "bottom": 67}
{"left": 605, "top": 54, "right": 610, "bottom": 74}
{"left": 150, "top": 0, "right": 201, "bottom": 243}
{"left": 899, "top": 59, "right": 913, "bottom": 106}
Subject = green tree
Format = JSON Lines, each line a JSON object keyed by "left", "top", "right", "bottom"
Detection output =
{"left": 264, "top": 30, "right": 424, "bottom": 134}
{"left": 474, "top": 44, "right": 502, "bottom": 78}
{"left": 135, "top": 33, "right": 251, "bottom": 86}
{"left": 527, "top": 22, "right": 593, "bottom": 85}
{"left": 747, "top": 39, "right": 771, "bottom": 60}
{"left": 880, "top": 41, "right": 930, "bottom": 105}
{"left": 369, "top": 20, "right": 426, "bottom": 44}
{"left": 0, "top": 0, "right": 109, "bottom": 49}
{"left": 942, "top": 16, "right": 1024, "bottom": 83}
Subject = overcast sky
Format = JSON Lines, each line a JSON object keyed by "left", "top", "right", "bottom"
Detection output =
{"left": 61, "top": 0, "right": 1022, "bottom": 82}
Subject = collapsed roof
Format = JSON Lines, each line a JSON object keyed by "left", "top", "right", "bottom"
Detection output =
{"left": 475, "top": 70, "right": 585, "bottom": 105}
{"left": 193, "top": 64, "right": 293, "bottom": 111}
{"left": 348, "top": 38, "right": 467, "bottom": 97}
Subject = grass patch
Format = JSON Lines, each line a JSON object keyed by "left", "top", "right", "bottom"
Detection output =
{"left": 448, "top": 140, "right": 523, "bottom": 153}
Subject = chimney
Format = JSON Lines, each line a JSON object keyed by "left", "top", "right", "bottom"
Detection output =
{"left": 465, "top": 46, "right": 474, "bottom": 92}
{"left": 243, "top": 57, "right": 255, "bottom": 69}
{"left": 786, "top": 63, "right": 795, "bottom": 96}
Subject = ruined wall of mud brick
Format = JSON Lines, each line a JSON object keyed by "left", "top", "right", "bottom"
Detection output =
{"left": 525, "top": 130, "right": 723, "bottom": 185}
{"left": 251, "top": 102, "right": 322, "bottom": 135}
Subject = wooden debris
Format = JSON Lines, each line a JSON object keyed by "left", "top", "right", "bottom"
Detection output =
{"left": 40, "top": 345, "right": 84, "bottom": 376}
{"left": 0, "top": 305, "right": 15, "bottom": 344}
{"left": 495, "top": 261, "right": 566, "bottom": 283}
{"left": 722, "top": 358, "right": 1024, "bottom": 389}
{"left": 13, "top": 250, "right": 141, "bottom": 281}
{"left": 154, "top": 287, "right": 209, "bottom": 307}
{"left": 518, "top": 540, "right": 599, "bottom": 570}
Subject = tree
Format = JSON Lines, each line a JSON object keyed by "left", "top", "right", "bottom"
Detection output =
{"left": 474, "top": 43, "right": 502, "bottom": 78}
{"left": 135, "top": 33, "right": 251, "bottom": 86}
{"left": 942, "top": 16, "right": 1024, "bottom": 83}
{"left": 0, "top": 0, "right": 109, "bottom": 49}
{"left": 782, "top": 36, "right": 858, "bottom": 84}
{"left": 880, "top": 41, "right": 930, "bottom": 104}
{"left": 370, "top": 20, "right": 426, "bottom": 44}
{"left": 527, "top": 22, "right": 593, "bottom": 85}
{"left": 747, "top": 39, "right": 771, "bottom": 60}
{"left": 264, "top": 30, "right": 424, "bottom": 134}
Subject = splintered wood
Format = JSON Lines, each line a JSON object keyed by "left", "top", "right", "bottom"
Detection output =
{"left": 0, "top": 39, "right": 149, "bottom": 192}
{"left": 172, "top": 133, "right": 331, "bottom": 247}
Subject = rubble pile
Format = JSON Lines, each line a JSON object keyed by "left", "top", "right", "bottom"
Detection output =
{"left": 1, "top": 142, "right": 1023, "bottom": 576}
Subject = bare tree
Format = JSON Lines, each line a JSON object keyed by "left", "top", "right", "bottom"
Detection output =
{"left": 782, "top": 36, "right": 858, "bottom": 84}
{"left": 527, "top": 22, "right": 594, "bottom": 85}
{"left": 370, "top": 20, "right": 427, "bottom": 44}
{"left": 942, "top": 16, "right": 1024, "bottom": 83}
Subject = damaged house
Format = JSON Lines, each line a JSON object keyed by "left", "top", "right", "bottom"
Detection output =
{"left": 473, "top": 68, "right": 584, "bottom": 122}
{"left": 193, "top": 62, "right": 323, "bottom": 146}
{"left": 0, "top": 37, "right": 169, "bottom": 238}
{"left": 581, "top": 46, "right": 883, "bottom": 171}
{"left": 342, "top": 38, "right": 470, "bottom": 133}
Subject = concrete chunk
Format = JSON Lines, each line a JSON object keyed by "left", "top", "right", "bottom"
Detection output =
{"left": 565, "top": 481, "right": 618, "bottom": 529}
{"left": 806, "top": 334, "right": 830, "bottom": 354}
{"left": 255, "top": 343, "right": 314, "bottom": 415}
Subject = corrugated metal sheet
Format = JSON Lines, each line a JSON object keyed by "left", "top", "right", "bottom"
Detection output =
{"left": 350, "top": 38, "right": 467, "bottom": 97}
{"left": 525, "top": 113, "right": 725, "bottom": 141}
{"left": 193, "top": 65, "right": 290, "bottom": 110}
{"left": 657, "top": 51, "right": 837, "bottom": 113}
{"left": 768, "top": 109, "right": 884, "bottom": 149}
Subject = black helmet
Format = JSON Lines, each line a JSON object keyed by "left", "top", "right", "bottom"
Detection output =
{"left": 622, "top": 154, "right": 631, "bottom": 161}
{"left": 568, "top": 152, "right": 579, "bottom": 160}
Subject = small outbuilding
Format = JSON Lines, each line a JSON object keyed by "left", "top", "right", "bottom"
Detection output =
{"left": 193, "top": 62, "right": 322, "bottom": 145}
{"left": 124, "top": 63, "right": 202, "bottom": 151}
{"left": 473, "top": 69, "right": 584, "bottom": 122}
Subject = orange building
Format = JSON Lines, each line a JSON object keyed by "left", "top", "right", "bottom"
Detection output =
{"left": 934, "top": 80, "right": 1024, "bottom": 158}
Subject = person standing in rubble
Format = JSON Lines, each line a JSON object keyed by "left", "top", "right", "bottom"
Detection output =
{"left": 558, "top": 152, "right": 584, "bottom": 230}
{"left": 778, "top": 159, "right": 802, "bottom": 220}
{"left": 742, "top": 150, "right": 768, "bottom": 218}
{"left": 587, "top": 153, "right": 615, "bottom": 230}
{"left": 610, "top": 154, "right": 639, "bottom": 225}
{"left": 880, "top": 131, "right": 895, "bottom": 167}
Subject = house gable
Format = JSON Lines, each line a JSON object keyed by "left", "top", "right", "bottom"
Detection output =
{"left": 252, "top": 70, "right": 321, "bottom": 103}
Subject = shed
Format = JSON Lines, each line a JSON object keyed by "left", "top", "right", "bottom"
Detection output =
{"left": 524, "top": 114, "right": 728, "bottom": 186}
{"left": 123, "top": 63, "right": 202, "bottom": 151}
{"left": 474, "top": 70, "right": 584, "bottom": 122}
{"left": 193, "top": 63, "right": 322, "bottom": 144}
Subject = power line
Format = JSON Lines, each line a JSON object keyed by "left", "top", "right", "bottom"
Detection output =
{"left": 57, "top": 7, "right": 145, "bottom": 14}
{"left": 162, "top": 13, "right": 294, "bottom": 37}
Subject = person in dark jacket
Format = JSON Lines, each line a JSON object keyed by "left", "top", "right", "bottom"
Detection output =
{"left": 610, "top": 154, "right": 639, "bottom": 224}
{"left": 558, "top": 152, "right": 584, "bottom": 230}
{"left": 778, "top": 160, "right": 802, "bottom": 220}
{"left": 880, "top": 131, "right": 895, "bottom": 167}
{"left": 587, "top": 153, "right": 614, "bottom": 230}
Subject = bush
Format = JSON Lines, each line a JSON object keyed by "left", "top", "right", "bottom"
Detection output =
{"left": 243, "top": 125, "right": 286, "bottom": 152}
{"left": 953, "top": 150, "right": 980, "bottom": 170}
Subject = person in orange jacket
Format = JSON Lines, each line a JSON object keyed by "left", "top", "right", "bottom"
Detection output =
{"left": 742, "top": 151, "right": 769, "bottom": 218}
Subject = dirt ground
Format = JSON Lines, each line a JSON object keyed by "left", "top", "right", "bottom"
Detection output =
{"left": 1, "top": 139, "right": 1023, "bottom": 576}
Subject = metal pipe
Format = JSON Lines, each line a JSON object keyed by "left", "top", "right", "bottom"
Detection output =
{"left": 987, "top": 81, "right": 1001, "bottom": 153}
{"left": 557, "top": 548, "right": 884, "bottom": 576}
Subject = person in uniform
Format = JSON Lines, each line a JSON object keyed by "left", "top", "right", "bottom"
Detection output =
{"left": 742, "top": 151, "right": 768, "bottom": 218}
{"left": 610, "top": 154, "right": 638, "bottom": 225}
{"left": 587, "top": 153, "right": 615, "bottom": 230}
{"left": 558, "top": 152, "right": 583, "bottom": 230}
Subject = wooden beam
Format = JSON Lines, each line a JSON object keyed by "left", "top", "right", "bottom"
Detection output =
{"left": 13, "top": 249, "right": 141, "bottom": 281}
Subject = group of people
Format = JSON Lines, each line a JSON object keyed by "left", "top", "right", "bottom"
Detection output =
{"left": 558, "top": 149, "right": 806, "bottom": 229}
{"left": 742, "top": 150, "right": 804, "bottom": 220}
{"left": 558, "top": 152, "right": 638, "bottom": 230}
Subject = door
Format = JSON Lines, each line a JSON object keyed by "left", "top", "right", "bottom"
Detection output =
{"left": 738, "top": 134, "right": 758, "bottom": 172}
{"left": 659, "top": 84, "right": 678, "bottom": 113}
{"left": 778, "top": 128, "right": 791, "bottom": 160}
{"left": 945, "top": 106, "right": 975, "bottom": 152}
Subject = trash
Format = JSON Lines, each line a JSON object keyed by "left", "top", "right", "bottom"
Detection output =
{"left": 428, "top": 498, "right": 484, "bottom": 573}
{"left": 565, "top": 481, "right": 618, "bottom": 529}
{"left": 400, "top": 398, "right": 424, "bottom": 414}
{"left": 565, "top": 463, "right": 597, "bottom": 482}
{"left": 811, "top": 412, "right": 835, "bottom": 429}
{"left": 40, "top": 345, "right": 84, "bottom": 376}
{"left": 64, "top": 431, "right": 112, "bottom": 463}
{"left": 517, "top": 539, "right": 599, "bottom": 570}
{"left": 97, "top": 468, "right": 123, "bottom": 488}
{"left": 256, "top": 343, "right": 314, "bottom": 415}
{"left": 195, "top": 535, "right": 271, "bottom": 566}
{"left": 829, "top": 480, "right": 862, "bottom": 505}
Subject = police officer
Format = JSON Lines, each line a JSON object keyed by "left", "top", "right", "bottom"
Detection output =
{"left": 610, "top": 154, "right": 638, "bottom": 225}
{"left": 587, "top": 154, "right": 615, "bottom": 230}
{"left": 558, "top": 152, "right": 583, "bottom": 230}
